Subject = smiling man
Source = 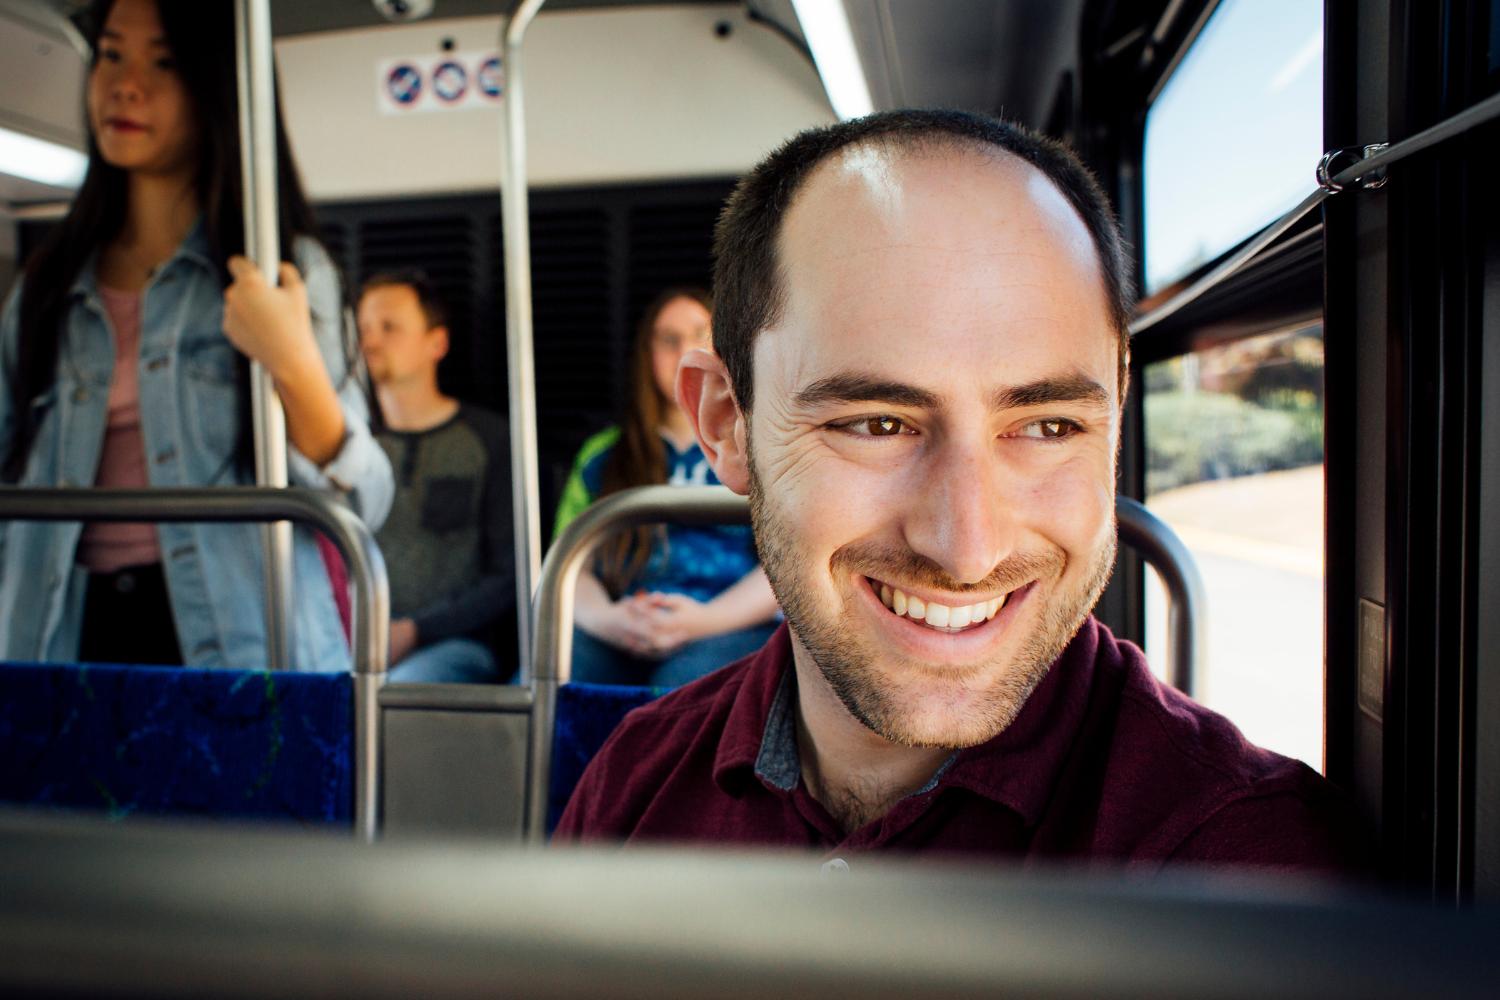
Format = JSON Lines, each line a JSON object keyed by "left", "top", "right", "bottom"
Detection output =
{"left": 555, "top": 111, "right": 1359, "bottom": 871}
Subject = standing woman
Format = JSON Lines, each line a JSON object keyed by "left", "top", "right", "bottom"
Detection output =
{"left": 0, "top": 0, "right": 392, "bottom": 670}
{"left": 552, "top": 288, "right": 779, "bottom": 688}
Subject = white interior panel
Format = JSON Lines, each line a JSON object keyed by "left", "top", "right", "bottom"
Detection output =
{"left": 275, "top": 5, "right": 834, "bottom": 201}
{"left": 0, "top": 4, "right": 86, "bottom": 151}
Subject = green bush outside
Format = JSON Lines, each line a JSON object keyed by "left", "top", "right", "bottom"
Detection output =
{"left": 1145, "top": 389, "right": 1323, "bottom": 495}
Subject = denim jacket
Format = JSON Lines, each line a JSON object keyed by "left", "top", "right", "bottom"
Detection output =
{"left": 0, "top": 225, "right": 393, "bottom": 671}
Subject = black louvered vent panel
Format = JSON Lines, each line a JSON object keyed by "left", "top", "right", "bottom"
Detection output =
{"left": 355, "top": 215, "right": 491, "bottom": 402}
{"left": 314, "top": 180, "right": 734, "bottom": 538}
{"left": 513, "top": 206, "right": 615, "bottom": 524}
{"left": 625, "top": 200, "right": 721, "bottom": 327}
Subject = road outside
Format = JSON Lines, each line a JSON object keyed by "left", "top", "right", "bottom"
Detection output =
{"left": 1143, "top": 464, "right": 1324, "bottom": 771}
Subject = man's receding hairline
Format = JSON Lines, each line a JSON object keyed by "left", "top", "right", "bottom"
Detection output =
{"left": 755, "top": 132, "right": 1107, "bottom": 348}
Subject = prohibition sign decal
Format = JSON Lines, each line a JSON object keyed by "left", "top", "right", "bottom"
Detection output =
{"left": 478, "top": 56, "right": 503, "bottom": 99}
{"left": 386, "top": 63, "right": 422, "bottom": 106}
{"left": 432, "top": 60, "right": 468, "bottom": 103}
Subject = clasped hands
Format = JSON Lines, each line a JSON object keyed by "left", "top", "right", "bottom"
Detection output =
{"left": 601, "top": 591, "right": 718, "bottom": 660}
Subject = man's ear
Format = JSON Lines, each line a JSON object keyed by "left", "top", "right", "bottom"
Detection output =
{"left": 429, "top": 325, "right": 451, "bottom": 363}
{"left": 677, "top": 348, "right": 750, "bottom": 495}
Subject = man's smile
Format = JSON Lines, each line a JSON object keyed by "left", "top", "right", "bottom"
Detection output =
{"left": 853, "top": 574, "right": 1039, "bottom": 654}
{"left": 868, "top": 576, "right": 1008, "bottom": 632}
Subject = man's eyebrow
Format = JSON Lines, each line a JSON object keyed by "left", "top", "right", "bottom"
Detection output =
{"left": 792, "top": 373, "right": 941, "bottom": 410}
{"left": 991, "top": 373, "right": 1111, "bottom": 410}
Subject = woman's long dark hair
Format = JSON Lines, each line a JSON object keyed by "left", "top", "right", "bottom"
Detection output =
{"left": 594, "top": 286, "right": 712, "bottom": 595}
{"left": 3, "top": 0, "right": 325, "bottom": 482}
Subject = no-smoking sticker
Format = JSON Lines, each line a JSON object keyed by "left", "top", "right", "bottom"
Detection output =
{"left": 432, "top": 60, "right": 468, "bottom": 103}
{"left": 376, "top": 51, "right": 502, "bottom": 114}
{"left": 385, "top": 63, "right": 422, "bottom": 107}
{"left": 478, "top": 56, "right": 503, "bottom": 100}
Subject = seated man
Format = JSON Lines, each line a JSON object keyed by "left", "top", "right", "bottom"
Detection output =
{"left": 555, "top": 110, "right": 1363, "bottom": 870}
{"left": 357, "top": 272, "right": 513, "bottom": 683}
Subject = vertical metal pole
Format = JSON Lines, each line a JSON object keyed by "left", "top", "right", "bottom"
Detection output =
{"left": 501, "top": 0, "right": 548, "bottom": 843}
{"left": 500, "top": 0, "right": 547, "bottom": 676}
{"left": 235, "top": 0, "right": 294, "bottom": 670}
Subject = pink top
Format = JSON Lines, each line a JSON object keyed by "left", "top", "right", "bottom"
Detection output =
{"left": 76, "top": 285, "right": 161, "bottom": 573}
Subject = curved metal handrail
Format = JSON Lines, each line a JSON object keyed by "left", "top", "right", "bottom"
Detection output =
{"left": 531, "top": 486, "right": 748, "bottom": 687}
{"left": 525, "top": 485, "right": 741, "bottom": 840}
{"left": 528, "top": 485, "right": 1207, "bottom": 839}
{"left": 1116, "top": 496, "right": 1205, "bottom": 694}
{"left": 0, "top": 485, "right": 390, "bottom": 841}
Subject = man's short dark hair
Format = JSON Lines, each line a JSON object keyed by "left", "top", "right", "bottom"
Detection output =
{"left": 711, "top": 109, "right": 1133, "bottom": 412}
{"left": 359, "top": 269, "right": 450, "bottom": 330}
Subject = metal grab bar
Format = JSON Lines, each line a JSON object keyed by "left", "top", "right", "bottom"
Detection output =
{"left": 1128, "top": 88, "right": 1500, "bottom": 339}
{"left": 499, "top": 0, "right": 549, "bottom": 677}
{"left": 528, "top": 485, "right": 1208, "bottom": 838}
{"left": 532, "top": 486, "right": 747, "bottom": 687}
{"left": 233, "top": 0, "right": 295, "bottom": 671}
{"left": 1116, "top": 495, "right": 1204, "bottom": 695}
{"left": 0, "top": 486, "right": 389, "bottom": 841}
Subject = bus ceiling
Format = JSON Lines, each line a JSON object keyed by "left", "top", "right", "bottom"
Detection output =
{"left": 27, "top": 0, "right": 1095, "bottom": 135}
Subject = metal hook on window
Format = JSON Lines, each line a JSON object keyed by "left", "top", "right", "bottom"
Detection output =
{"left": 1317, "top": 143, "right": 1391, "bottom": 193}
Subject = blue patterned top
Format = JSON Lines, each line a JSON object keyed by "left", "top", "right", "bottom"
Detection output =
{"left": 553, "top": 427, "right": 759, "bottom": 602}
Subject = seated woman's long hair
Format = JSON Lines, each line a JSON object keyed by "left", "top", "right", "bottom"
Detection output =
{"left": 594, "top": 286, "right": 713, "bottom": 596}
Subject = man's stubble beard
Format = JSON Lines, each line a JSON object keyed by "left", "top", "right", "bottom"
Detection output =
{"left": 746, "top": 443, "right": 1117, "bottom": 749}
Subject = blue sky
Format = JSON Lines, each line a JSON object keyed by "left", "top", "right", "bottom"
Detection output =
{"left": 1143, "top": 0, "right": 1324, "bottom": 293}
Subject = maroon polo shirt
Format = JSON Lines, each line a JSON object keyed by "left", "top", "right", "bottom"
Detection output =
{"left": 555, "top": 618, "right": 1364, "bottom": 872}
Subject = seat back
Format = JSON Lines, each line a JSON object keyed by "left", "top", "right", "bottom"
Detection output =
{"left": 548, "top": 682, "right": 662, "bottom": 833}
{"left": 0, "top": 661, "right": 353, "bottom": 824}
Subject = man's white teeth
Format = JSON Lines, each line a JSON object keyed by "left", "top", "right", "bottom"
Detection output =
{"left": 874, "top": 582, "right": 1005, "bottom": 631}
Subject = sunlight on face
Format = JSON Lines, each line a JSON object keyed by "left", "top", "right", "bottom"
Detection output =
{"left": 748, "top": 144, "right": 1123, "bottom": 748}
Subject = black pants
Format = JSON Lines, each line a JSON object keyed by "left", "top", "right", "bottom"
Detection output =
{"left": 78, "top": 563, "right": 184, "bottom": 666}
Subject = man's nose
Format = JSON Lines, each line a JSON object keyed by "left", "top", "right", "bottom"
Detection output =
{"left": 902, "top": 437, "right": 1017, "bottom": 586}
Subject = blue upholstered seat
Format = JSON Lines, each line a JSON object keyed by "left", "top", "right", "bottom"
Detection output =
{"left": 549, "top": 682, "right": 663, "bottom": 833}
{"left": 0, "top": 661, "right": 353, "bottom": 825}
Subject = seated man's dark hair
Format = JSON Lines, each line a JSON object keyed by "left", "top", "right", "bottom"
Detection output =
{"left": 711, "top": 109, "right": 1133, "bottom": 412}
{"left": 359, "top": 269, "right": 450, "bottom": 330}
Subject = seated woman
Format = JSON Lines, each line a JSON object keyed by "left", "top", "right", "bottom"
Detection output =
{"left": 553, "top": 288, "right": 778, "bottom": 688}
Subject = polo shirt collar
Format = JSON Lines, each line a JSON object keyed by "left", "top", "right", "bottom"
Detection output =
{"left": 752, "top": 668, "right": 800, "bottom": 791}
{"left": 710, "top": 617, "right": 1105, "bottom": 830}
{"left": 711, "top": 623, "right": 794, "bottom": 792}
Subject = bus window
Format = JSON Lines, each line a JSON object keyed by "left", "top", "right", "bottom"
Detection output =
{"left": 1142, "top": 324, "right": 1326, "bottom": 770}
{"left": 1141, "top": 0, "right": 1323, "bottom": 295}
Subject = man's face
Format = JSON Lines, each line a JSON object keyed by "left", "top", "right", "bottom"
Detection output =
{"left": 357, "top": 285, "right": 445, "bottom": 386}
{"left": 747, "top": 146, "right": 1121, "bottom": 749}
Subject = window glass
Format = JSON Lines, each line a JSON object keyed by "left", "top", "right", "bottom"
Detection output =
{"left": 1141, "top": 324, "right": 1325, "bottom": 769}
{"left": 1143, "top": 0, "right": 1324, "bottom": 294}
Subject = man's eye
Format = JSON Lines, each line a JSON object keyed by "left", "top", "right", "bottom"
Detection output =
{"left": 1018, "top": 419, "right": 1080, "bottom": 440}
{"left": 98, "top": 48, "right": 121, "bottom": 63}
{"left": 838, "top": 415, "right": 909, "bottom": 437}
